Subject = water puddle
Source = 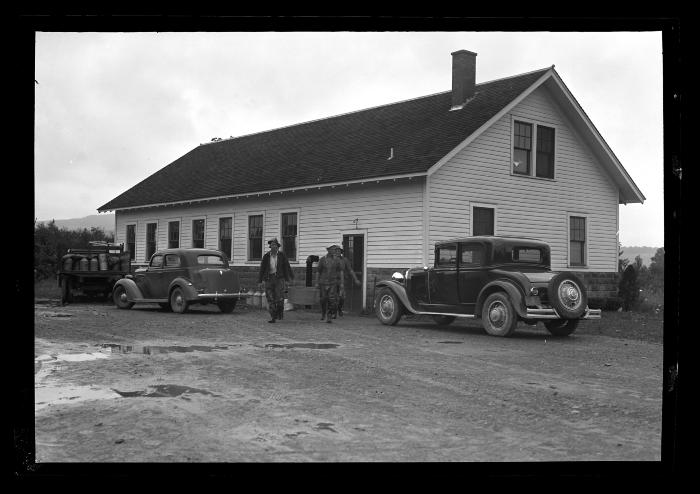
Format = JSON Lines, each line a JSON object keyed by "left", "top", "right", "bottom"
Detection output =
{"left": 99, "top": 344, "right": 229, "bottom": 355}
{"left": 35, "top": 384, "right": 120, "bottom": 411}
{"left": 111, "top": 384, "right": 221, "bottom": 398}
{"left": 438, "top": 341, "right": 463, "bottom": 344}
{"left": 263, "top": 343, "right": 339, "bottom": 350}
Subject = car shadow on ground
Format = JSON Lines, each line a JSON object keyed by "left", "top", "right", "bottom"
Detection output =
{"left": 396, "top": 316, "right": 573, "bottom": 341}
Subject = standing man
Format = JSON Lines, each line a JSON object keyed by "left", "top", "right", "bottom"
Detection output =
{"left": 316, "top": 245, "right": 343, "bottom": 323}
{"left": 258, "top": 238, "right": 294, "bottom": 323}
{"left": 337, "top": 246, "right": 361, "bottom": 317}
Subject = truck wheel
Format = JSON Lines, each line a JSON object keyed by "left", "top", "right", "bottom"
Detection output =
{"left": 170, "top": 287, "right": 189, "bottom": 314}
{"left": 432, "top": 315, "right": 456, "bottom": 326}
{"left": 113, "top": 285, "right": 134, "bottom": 309}
{"left": 548, "top": 272, "right": 587, "bottom": 319}
{"left": 481, "top": 292, "right": 517, "bottom": 337}
{"left": 375, "top": 287, "right": 403, "bottom": 326}
{"left": 544, "top": 319, "right": 579, "bottom": 337}
{"left": 218, "top": 299, "right": 237, "bottom": 313}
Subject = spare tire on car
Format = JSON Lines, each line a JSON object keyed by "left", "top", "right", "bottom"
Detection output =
{"left": 548, "top": 272, "right": 587, "bottom": 319}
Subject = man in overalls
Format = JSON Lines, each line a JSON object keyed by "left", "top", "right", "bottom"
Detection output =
{"left": 316, "top": 245, "right": 343, "bottom": 323}
{"left": 258, "top": 238, "right": 294, "bottom": 323}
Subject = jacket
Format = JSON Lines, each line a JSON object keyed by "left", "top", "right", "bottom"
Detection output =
{"left": 258, "top": 251, "right": 294, "bottom": 283}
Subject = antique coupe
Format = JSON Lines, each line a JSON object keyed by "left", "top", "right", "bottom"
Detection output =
{"left": 373, "top": 236, "right": 601, "bottom": 337}
{"left": 112, "top": 248, "right": 242, "bottom": 313}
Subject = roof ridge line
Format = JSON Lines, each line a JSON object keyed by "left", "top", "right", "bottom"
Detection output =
{"left": 201, "top": 66, "right": 553, "bottom": 147}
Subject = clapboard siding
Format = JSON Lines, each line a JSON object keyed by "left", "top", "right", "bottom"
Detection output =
{"left": 429, "top": 86, "right": 618, "bottom": 272}
{"left": 115, "top": 180, "right": 425, "bottom": 268}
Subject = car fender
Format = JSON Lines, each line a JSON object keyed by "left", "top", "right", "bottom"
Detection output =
{"left": 374, "top": 280, "right": 419, "bottom": 314}
{"left": 476, "top": 280, "right": 527, "bottom": 318}
{"left": 113, "top": 277, "right": 144, "bottom": 301}
{"left": 168, "top": 277, "right": 198, "bottom": 301}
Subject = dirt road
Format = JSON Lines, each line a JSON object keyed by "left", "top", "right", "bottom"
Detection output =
{"left": 32, "top": 300, "right": 663, "bottom": 463}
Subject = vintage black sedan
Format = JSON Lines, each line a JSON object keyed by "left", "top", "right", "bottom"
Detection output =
{"left": 112, "top": 248, "right": 242, "bottom": 313}
{"left": 374, "top": 236, "right": 601, "bottom": 337}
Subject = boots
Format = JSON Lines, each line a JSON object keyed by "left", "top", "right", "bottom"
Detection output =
{"left": 321, "top": 301, "right": 327, "bottom": 321}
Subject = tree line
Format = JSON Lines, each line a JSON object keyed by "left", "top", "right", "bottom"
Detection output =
{"left": 618, "top": 244, "right": 664, "bottom": 312}
{"left": 34, "top": 220, "right": 114, "bottom": 281}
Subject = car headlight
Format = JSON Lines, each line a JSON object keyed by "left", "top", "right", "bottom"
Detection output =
{"left": 391, "top": 272, "right": 405, "bottom": 283}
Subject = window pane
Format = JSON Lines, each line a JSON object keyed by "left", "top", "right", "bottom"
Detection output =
{"left": 165, "top": 254, "right": 181, "bottom": 267}
{"left": 168, "top": 221, "right": 179, "bottom": 248}
{"left": 219, "top": 217, "right": 232, "bottom": 259}
{"left": 150, "top": 254, "right": 163, "bottom": 268}
{"left": 192, "top": 219, "right": 205, "bottom": 248}
{"left": 437, "top": 245, "right": 457, "bottom": 266}
{"left": 536, "top": 125, "right": 555, "bottom": 178}
{"left": 513, "top": 121, "right": 532, "bottom": 175}
{"left": 126, "top": 225, "right": 136, "bottom": 260}
{"left": 513, "top": 248, "right": 542, "bottom": 263}
{"left": 281, "top": 212, "right": 297, "bottom": 261}
{"left": 460, "top": 245, "right": 484, "bottom": 266}
{"left": 197, "top": 255, "right": 225, "bottom": 266}
{"left": 473, "top": 207, "right": 494, "bottom": 236}
{"left": 248, "top": 215, "right": 263, "bottom": 261}
{"left": 146, "top": 223, "right": 157, "bottom": 260}
{"left": 570, "top": 216, "right": 586, "bottom": 265}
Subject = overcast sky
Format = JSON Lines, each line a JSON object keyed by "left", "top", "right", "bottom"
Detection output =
{"left": 34, "top": 31, "right": 664, "bottom": 247}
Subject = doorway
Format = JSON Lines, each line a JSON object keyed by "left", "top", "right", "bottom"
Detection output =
{"left": 342, "top": 234, "right": 365, "bottom": 313}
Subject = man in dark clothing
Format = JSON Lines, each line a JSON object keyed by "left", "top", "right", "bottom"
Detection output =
{"left": 258, "top": 238, "right": 294, "bottom": 323}
{"left": 316, "top": 245, "right": 343, "bottom": 323}
{"left": 337, "top": 247, "right": 361, "bottom": 317}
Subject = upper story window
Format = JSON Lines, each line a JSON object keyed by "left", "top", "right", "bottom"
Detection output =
{"left": 513, "top": 120, "right": 555, "bottom": 179}
{"left": 126, "top": 224, "right": 136, "bottom": 261}
{"left": 281, "top": 212, "right": 298, "bottom": 262}
{"left": 248, "top": 214, "right": 263, "bottom": 261}
{"left": 168, "top": 221, "right": 180, "bottom": 249}
{"left": 192, "top": 219, "right": 205, "bottom": 248}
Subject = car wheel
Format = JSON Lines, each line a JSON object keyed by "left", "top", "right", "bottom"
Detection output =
{"left": 481, "top": 292, "right": 517, "bottom": 337}
{"left": 548, "top": 272, "right": 587, "bottom": 319}
{"left": 432, "top": 315, "right": 456, "bottom": 326}
{"left": 113, "top": 285, "right": 134, "bottom": 310}
{"left": 375, "top": 287, "right": 403, "bottom": 326}
{"left": 544, "top": 319, "right": 579, "bottom": 337}
{"left": 170, "top": 287, "right": 189, "bottom": 314}
{"left": 218, "top": 299, "right": 237, "bottom": 313}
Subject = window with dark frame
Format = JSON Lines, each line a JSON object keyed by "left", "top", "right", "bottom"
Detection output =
{"left": 281, "top": 212, "right": 298, "bottom": 261}
{"left": 473, "top": 207, "right": 495, "bottom": 236}
{"left": 436, "top": 244, "right": 457, "bottom": 267}
{"left": 192, "top": 219, "right": 205, "bottom": 248}
{"left": 536, "top": 125, "right": 555, "bottom": 178}
{"left": 513, "top": 121, "right": 532, "bottom": 175}
{"left": 146, "top": 223, "right": 157, "bottom": 261}
{"left": 570, "top": 216, "right": 586, "bottom": 266}
{"left": 219, "top": 217, "right": 232, "bottom": 260}
{"left": 126, "top": 224, "right": 136, "bottom": 261}
{"left": 168, "top": 221, "right": 180, "bottom": 248}
{"left": 248, "top": 215, "right": 263, "bottom": 261}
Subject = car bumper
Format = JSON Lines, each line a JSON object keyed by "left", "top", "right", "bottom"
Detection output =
{"left": 196, "top": 293, "right": 244, "bottom": 301}
{"left": 525, "top": 307, "right": 602, "bottom": 320}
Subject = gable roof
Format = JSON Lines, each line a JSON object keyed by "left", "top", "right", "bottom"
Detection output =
{"left": 98, "top": 66, "right": 643, "bottom": 212}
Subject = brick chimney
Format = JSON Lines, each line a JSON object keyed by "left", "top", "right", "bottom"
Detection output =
{"left": 451, "top": 49, "right": 477, "bottom": 110}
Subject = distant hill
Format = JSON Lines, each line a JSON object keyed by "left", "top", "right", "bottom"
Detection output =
{"left": 36, "top": 214, "right": 115, "bottom": 234}
{"left": 621, "top": 246, "right": 662, "bottom": 266}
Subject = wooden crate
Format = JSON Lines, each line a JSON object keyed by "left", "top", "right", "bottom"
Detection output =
{"left": 287, "top": 286, "right": 319, "bottom": 305}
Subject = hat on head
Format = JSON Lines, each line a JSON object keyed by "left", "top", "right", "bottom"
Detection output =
{"left": 326, "top": 244, "right": 338, "bottom": 251}
{"left": 268, "top": 238, "right": 281, "bottom": 247}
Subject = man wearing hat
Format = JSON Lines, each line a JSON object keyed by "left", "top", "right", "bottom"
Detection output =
{"left": 316, "top": 244, "right": 343, "bottom": 323}
{"left": 258, "top": 238, "right": 294, "bottom": 323}
{"left": 336, "top": 246, "right": 361, "bottom": 317}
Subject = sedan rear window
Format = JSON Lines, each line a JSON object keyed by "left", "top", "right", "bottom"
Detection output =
{"left": 512, "top": 247, "right": 543, "bottom": 263}
{"left": 197, "top": 255, "right": 225, "bottom": 266}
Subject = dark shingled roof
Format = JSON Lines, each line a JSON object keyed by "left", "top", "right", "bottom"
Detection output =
{"left": 99, "top": 68, "right": 550, "bottom": 211}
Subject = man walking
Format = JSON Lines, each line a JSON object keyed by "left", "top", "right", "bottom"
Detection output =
{"left": 316, "top": 245, "right": 343, "bottom": 323}
{"left": 258, "top": 238, "right": 294, "bottom": 323}
{"left": 337, "top": 246, "right": 361, "bottom": 317}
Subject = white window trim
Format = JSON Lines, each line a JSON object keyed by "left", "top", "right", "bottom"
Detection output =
{"left": 246, "top": 211, "right": 265, "bottom": 263}
{"left": 190, "top": 217, "right": 207, "bottom": 249}
{"left": 567, "top": 213, "right": 589, "bottom": 269}
{"left": 510, "top": 115, "right": 557, "bottom": 180}
{"left": 165, "top": 217, "right": 182, "bottom": 249}
{"left": 280, "top": 209, "right": 301, "bottom": 263}
{"left": 470, "top": 203, "right": 498, "bottom": 236}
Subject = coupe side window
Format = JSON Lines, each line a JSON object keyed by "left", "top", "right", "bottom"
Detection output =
{"left": 150, "top": 254, "right": 164, "bottom": 268}
{"left": 197, "top": 255, "right": 225, "bottom": 266}
{"left": 165, "top": 254, "right": 181, "bottom": 267}
{"left": 460, "top": 244, "right": 485, "bottom": 266}
{"left": 436, "top": 245, "right": 457, "bottom": 267}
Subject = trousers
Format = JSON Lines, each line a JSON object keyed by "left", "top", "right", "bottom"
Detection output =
{"left": 319, "top": 283, "right": 338, "bottom": 317}
{"left": 264, "top": 276, "right": 286, "bottom": 320}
